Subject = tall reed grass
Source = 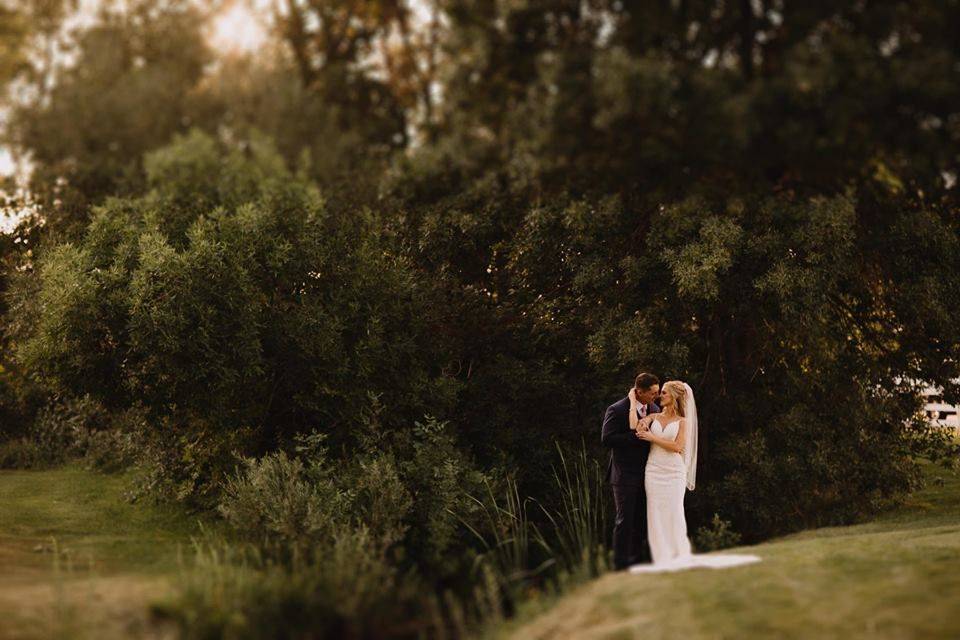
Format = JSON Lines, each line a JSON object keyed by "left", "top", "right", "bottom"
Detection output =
{"left": 532, "top": 443, "right": 609, "bottom": 581}
{"left": 453, "top": 442, "right": 610, "bottom": 633}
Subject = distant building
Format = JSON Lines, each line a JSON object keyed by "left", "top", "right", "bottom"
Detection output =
{"left": 922, "top": 385, "right": 960, "bottom": 429}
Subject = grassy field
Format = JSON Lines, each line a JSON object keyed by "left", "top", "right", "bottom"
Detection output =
{"left": 0, "top": 466, "right": 202, "bottom": 640}
{"left": 1, "top": 462, "right": 958, "bottom": 640}
{"left": 499, "top": 461, "right": 960, "bottom": 640}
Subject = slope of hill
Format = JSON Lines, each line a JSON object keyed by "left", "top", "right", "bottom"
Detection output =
{"left": 1, "top": 461, "right": 958, "bottom": 639}
{"left": 500, "top": 461, "right": 960, "bottom": 640}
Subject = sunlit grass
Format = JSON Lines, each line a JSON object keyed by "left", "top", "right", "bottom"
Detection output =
{"left": 0, "top": 466, "right": 203, "bottom": 639}
{"left": 498, "top": 460, "right": 960, "bottom": 639}
{"left": 2, "top": 460, "right": 959, "bottom": 639}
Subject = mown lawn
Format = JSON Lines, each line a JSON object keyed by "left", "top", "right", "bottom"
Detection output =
{"left": 499, "top": 461, "right": 960, "bottom": 640}
{"left": 0, "top": 466, "right": 202, "bottom": 640}
{"left": 2, "top": 461, "right": 958, "bottom": 640}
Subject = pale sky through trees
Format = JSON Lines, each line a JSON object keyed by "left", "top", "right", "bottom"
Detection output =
{"left": 0, "top": 0, "right": 437, "bottom": 180}
{"left": 1, "top": 0, "right": 438, "bottom": 230}
{"left": 0, "top": 0, "right": 270, "bottom": 182}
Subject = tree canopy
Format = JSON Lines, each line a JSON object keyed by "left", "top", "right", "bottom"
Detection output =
{"left": 2, "top": 0, "right": 958, "bottom": 542}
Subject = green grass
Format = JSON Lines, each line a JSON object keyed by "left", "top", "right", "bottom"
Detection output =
{"left": 499, "top": 461, "right": 960, "bottom": 640}
{"left": 3, "top": 462, "right": 959, "bottom": 640}
{"left": 0, "top": 466, "right": 203, "bottom": 640}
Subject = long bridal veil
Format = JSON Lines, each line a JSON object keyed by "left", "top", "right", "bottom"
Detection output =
{"left": 629, "top": 381, "right": 761, "bottom": 575}
{"left": 682, "top": 382, "right": 697, "bottom": 491}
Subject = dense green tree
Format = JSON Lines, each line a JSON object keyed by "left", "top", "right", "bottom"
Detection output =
{"left": 385, "top": 0, "right": 960, "bottom": 537}
{"left": 5, "top": 0, "right": 959, "bottom": 541}
{"left": 0, "top": 0, "right": 76, "bottom": 89}
{"left": 10, "top": 130, "right": 462, "bottom": 502}
{"left": 0, "top": 4, "right": 29, "bottom": 86}
{"left": 6, "top": 0, "right": 211, "bottom": 239}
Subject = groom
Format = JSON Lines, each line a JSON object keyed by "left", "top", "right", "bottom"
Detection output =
{"left": 602, "top": 372, "right": 660, "bottom": 570}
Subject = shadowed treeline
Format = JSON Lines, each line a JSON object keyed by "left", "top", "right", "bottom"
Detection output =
{"left": 0, "top": 0, "right": 958, "bottom": 637}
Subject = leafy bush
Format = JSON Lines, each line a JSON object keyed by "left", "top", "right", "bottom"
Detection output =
{"left": 168, "top": 439, "right": 610, "bottom": 639}
{"left": 28, "top": 395, "right": 109, "bottom": 464}
{"left": 130, "top": 416, "right": 250, "bottom": 507}
{"left": 159, "top": 534, "right": 416, "bottom": 640}
{"left": 167, "top": 423, "right": 488, "bottom": 638}
{"left": 9, "top": 130, "right": 461, "bottom": 504}
{"left": 0, "top": 393, "right": 145, "bottom": 471}
{"left": 695, "top": 514, "right": 743, "bottom": 552}
{"left": 0, "top": 438, "right": 43, "bottom": 469}
{"left": 218, "top": 450, "right": 350, "bottom": 558}
{"left": 218, "top": 420, "right": 484, "bottom": 566}
{"left": 0, "top": 362, "right": 43, "bottom": 442}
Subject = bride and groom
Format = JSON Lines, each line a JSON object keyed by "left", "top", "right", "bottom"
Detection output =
{"left": 602, "top": 373, "right": 759, "bottom": 573}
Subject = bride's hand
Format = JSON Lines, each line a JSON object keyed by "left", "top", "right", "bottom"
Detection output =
{"left": 636, "top": 429, "right": 654, "bottom": 441}
{"left": 627, "top": 388, "right": 638, "bottom": 405}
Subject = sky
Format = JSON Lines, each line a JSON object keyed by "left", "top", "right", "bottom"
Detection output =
{"left": 1, "top": 1, "right": 270, "bottom": 230}
{"left": 0, "top": 0, "right": 270, "bottom": 180}
{"left": 0, "top": 150, "right": 12, "bottom": 178}
{"left": 0, "top": 0, "right": 436, "bottom": 228}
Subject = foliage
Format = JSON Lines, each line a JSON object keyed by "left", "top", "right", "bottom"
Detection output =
{"left": 0, "top": 437, "right": 43, "bottom": 469}
{"left": 5, "top": 0, "right": 211, "bottom": 237}
{"left": 0, "top": 394, "right": 144, "bottom": 471}
{"left": 166, "top": 438, "right": 609, "bottom": 639}
{"left": 9, "top": 129, "right": 460, "bottom": 503}
{"left": 159, "top": 536, "right": 417, "bottom": 640}
{"left": 532, "top": 445, "right": 610, "bottom": 581}
{"left": 218, "top": 418, "right": 487, "bottom": 568}
{"left": 168, "top": 420, "right": 497, "bottom": 638}
{"left": 1, "top": 0, "right": 959, "bottom": 635}
{"left": 694, "top": 514, "right": 743, "bottom": 552}
{"left": 381, "top": 0, "right": 960, "bottom": 540}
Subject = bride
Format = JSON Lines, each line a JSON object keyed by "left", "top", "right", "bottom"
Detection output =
{"left": 627, "top": 380, "right": 760, "bottom": 573}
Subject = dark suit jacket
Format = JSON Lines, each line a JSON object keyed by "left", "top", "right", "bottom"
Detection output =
{"left": 602, "top": 397, "right": 661, "bottom": 485}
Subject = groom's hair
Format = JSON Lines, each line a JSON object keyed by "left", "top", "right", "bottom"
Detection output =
{"left": 635, "top": 372, "right": 659, "bottom": 390}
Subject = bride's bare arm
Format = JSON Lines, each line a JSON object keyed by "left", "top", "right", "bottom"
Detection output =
{"left": 628, "top": 390, "right": 639, "bottom": 431}
{"left": 627, "top": 391, "right": 656, "bottom": 432}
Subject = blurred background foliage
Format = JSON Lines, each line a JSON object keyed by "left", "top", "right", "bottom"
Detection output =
{"left": 0, "top": 0, "right": 958, "bottom": 636}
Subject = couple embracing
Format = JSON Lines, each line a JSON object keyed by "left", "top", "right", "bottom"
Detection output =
{"left": 602, "top": 373, "right": 758, "bottom": 574}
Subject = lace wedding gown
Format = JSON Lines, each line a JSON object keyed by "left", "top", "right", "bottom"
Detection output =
{"left": 630, "top": 417, "right": 761, "bottom": 574}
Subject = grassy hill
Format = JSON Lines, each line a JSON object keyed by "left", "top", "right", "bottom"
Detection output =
{"left": 498, "top": 461, "right": 960, "bottom": 640}
{"left": 0, "top": 466, "right": 201, "bottom": 640}
{"left": 1, "top": 461, "right": 958, "bottom": 639}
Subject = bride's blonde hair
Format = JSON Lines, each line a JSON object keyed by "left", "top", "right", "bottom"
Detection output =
{"left": 662, "top": 381, "right": 687, "bottom": 417}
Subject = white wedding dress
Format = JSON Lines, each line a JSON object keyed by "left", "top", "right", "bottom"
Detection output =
{"left": 629, "top": 389, "right": 761, "bottom": 575}
{"left": 643, "top": 418, "right": 693, "bottom": 564}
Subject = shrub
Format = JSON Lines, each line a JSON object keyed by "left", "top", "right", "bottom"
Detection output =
{"left": 351, "top": 453, "right": 414, "bottom": 553}
{"left": 28, "top": 395, "right": 109, "bottom": 466}
{"left": 10, "top": 130, "right": 461, "bottom": 506}
{"left": 695, "top": 514, "right": 743, "bottom": 552}
{"left": 132, "top": 415, "right": 250, "bottom": 507}
{"left": 159, "top": 534, "right": 418, "bottom": 640}
{"left": 218, "top": 450, "right": 349, "bottom": 558}
{"left": 0, "top": 438, "right": 43, "bottom": 469}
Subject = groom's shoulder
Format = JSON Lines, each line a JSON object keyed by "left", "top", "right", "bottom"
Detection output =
{"left": 606, "top": 397, "right": 629, "bottom": 413}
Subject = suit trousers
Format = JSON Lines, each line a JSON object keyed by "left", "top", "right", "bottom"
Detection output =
{"left": 612, "top": 481, "right": 650, "bottom": 569}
